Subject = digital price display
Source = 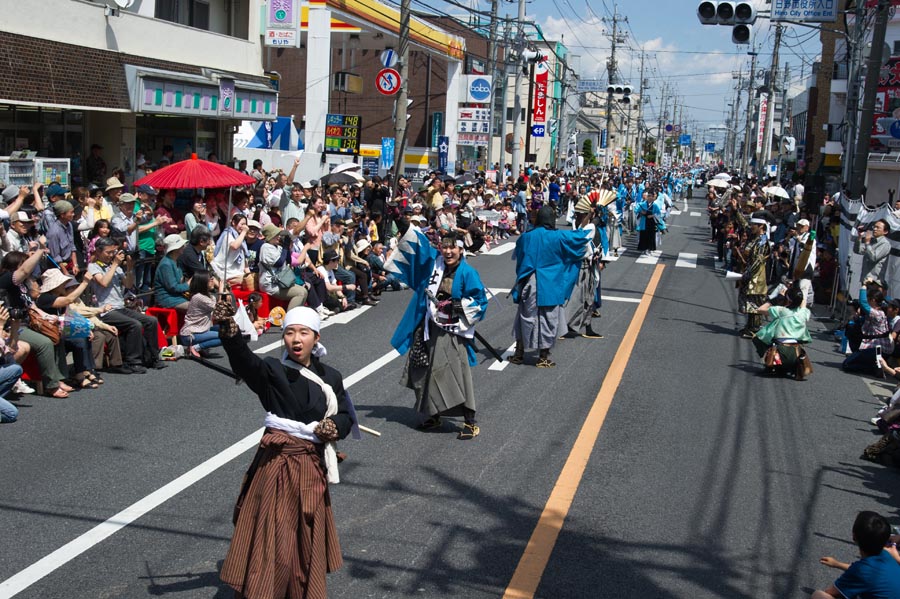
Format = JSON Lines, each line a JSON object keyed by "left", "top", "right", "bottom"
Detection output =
{"left": 324, "top": 114, "right": 361, "bottom": 155}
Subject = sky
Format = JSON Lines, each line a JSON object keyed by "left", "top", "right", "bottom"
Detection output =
{"left": 456, "top": 0, "right": 824, "bottom": 146}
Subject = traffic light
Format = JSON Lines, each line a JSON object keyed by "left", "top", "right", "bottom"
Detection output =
{"left": 781, "top": 136, "right": 796, "bottom": 154}
{"left": 697, "top": 1, "right": 757, "bottom": 45}
{"left": 697, "top": 1, "right": 717, "bottom": 24}
{"left": 732, "top": 1, "right": 755, "bottom": 44}
{"left": 606, "top": 84, "right": 632, "bottom": 104}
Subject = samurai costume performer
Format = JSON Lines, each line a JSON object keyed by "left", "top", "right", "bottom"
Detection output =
{"left": 737, "top": 217, "right": 771, "bottom": 337}
{"left": 561, "top": 197, "right": 602, "bottom": 339}
{"left": 388, "top": 228, "right": 488, "bottom": 439}
{"left": 634, "top": 196, "right": 664, "bottom": 254}
{"left": 510, "top": 206, "right": 592, "bottom": 367}
{"left": 218, "top": 306, "right": 356, "bottom": 599}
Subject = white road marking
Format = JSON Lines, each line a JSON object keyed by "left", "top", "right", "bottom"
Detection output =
{"left": 635, "top": 251, "right": 661, "bottom": 265}
{"left": 602, "top": 295, "right": 643, "bottom": 304}
{"left": 488, "top": 342, "right": 518, "bottom": 371}
{"left": 0, "top": 345, "right": 402, "bottom": 598}
{"left": 669, "top": 209, "right": 682, "bottom": 216}
{"left": 689, "top": 211, "right": 702, "bottom": 217}
{"left": 675, "top": 252, "right": 698, "bottom": 269}
{"left": 482, "top": 241, "right": 516, "bottom": 256}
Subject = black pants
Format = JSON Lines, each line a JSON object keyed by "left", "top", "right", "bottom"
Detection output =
{"left": 101, "top": 308, "right": 160, "bottom": 366}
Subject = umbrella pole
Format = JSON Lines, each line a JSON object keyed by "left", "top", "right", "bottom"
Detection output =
{"left": 223, "top": 186, "right": 233, "bottom": 297}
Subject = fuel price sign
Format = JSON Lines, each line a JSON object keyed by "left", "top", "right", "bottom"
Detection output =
{"left": 324, "top": 114, "right": 361, "bottom": 155}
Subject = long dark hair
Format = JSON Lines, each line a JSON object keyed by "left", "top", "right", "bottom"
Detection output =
{"left": 188, "top": 271, "right": 213, "bottom": 297}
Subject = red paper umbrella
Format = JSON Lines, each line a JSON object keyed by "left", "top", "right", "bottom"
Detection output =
{"left": 132, "top": 154, "right": 256, "bottom": 190}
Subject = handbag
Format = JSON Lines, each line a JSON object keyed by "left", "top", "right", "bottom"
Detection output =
{"left": 274, "top": 265, "right": 296, "bottom": 289}
{"left": 763, "top": 345, "right": 780, "bottom": 368}
{"left": 28, "top": 305, "right": 61, "bottom": 345}
{"left": 795, "top": 347, "right": 813, "bottom": 381}
{"left": 409, "top": 324, "right": 430, "bottom": 368}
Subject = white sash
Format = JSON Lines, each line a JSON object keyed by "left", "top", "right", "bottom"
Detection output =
{"left": 269, "top": 355, "right": 341, "bottom": 484}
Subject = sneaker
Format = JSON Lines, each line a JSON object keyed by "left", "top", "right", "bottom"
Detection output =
{"left": 363, "top": 298, "right": 379, "bottom": 306}
{"left": 128, "top": 364, "right": 148, "bottom": 374}
{"left": 871, "top": 416, "right": 883, "bottom": 426}
{"left": 148, "top": 361, "right": 168, "bottom": 370}
{"left": 105, "top": 365, "right": 134, "bottom": 375}
{"left": 13, "top": 380, "right": 35, "bottom": 394}
{"left": 582, "top": 329, "right": 604, "bottom": 339}
{"left": 457, "top": 423, "right": 480, "bottom": 440}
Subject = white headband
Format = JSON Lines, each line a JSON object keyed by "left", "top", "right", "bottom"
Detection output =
{"left": 750, "top": 218, "right": 767, "bottom": 225}
{"left": 282, "top": 306, "right": 320, "bottom": 332}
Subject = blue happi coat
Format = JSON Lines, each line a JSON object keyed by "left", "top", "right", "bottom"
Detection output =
{"left": 387, "top": 229, "right": 488, "bottom": 366}
{"left": 512, "top": 226, "right": 591, "bottom": 308}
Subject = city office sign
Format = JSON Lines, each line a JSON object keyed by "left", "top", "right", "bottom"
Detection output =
{"left": 770, "top": 0, "right": 838, "bottom": 23}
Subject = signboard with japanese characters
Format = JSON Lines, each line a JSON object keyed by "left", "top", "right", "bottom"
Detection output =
{"left": 266, "top": 0, "right": 300, "bottom": 47}
{"left": 872, "top": 57, "right": 900, "bottom": 152}
{"left": 532, "top": 60, "right": 549, "bottom": 124}
{"left": 458, "top": 107, "right": 490, "bottom": 122}
{"left": 458, "top": 133, "right": 490, "bottom": 147}
{"left": 458, "top": 120, "right": 490, "bottom": 134}
{"left": 771, "top": 0, "right": 837, "bottom": 23}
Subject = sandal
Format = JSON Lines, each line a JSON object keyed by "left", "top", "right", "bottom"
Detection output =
{"left": 48, "top": 387, "right": 69, "bottom": 398}
{"left": 458, "top": 423, "right": 480, "bottom": 440}
{"left": 87, "top": 372, "right": 104, "bottom": 385}
{"left": 80, "top": 378, "right": 99, "bottom": 389}
{"left": 58, "top": 381, "right": 75, "bottom": 393}
{"left": 507, "top": 354, "right": 524, "bottom": 365}
{"left": 536, "top": 357, "right": 556, "bottom": 368}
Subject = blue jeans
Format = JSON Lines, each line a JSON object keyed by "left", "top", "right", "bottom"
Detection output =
{"left": 135, "top": 249, "right": 155, "bottom": 291}
{"left": 843, "top": 347, "right": 882, "bottom": 376}
{"left": 0, "top": 363, "right": 23, "bottom": 423}
{"left": 179, "top": 327, "right": 221, "bottom": 350}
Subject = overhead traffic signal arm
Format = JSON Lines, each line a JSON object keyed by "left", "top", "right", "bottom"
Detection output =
{"left": 697, "top": 1, "right": 757, "bottom": 45}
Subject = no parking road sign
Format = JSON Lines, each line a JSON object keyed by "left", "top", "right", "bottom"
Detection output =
{"left": 376, "top": 68, "right": 401, "bottom": 96}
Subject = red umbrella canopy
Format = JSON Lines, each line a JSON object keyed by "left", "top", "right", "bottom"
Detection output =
{"left": 132, "top": 154, "right": 256, "bottom": 190}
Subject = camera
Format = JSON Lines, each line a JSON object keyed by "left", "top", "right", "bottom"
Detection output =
{"left": 0, "top": 290, "right": 27, "bottom": 321}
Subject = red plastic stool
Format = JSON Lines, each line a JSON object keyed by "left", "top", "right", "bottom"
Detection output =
{"left": 231, "top": 287, "right": 270, "bottom": 318}
{"left": 146, "top": 307, "right": 184, "bottom": 345}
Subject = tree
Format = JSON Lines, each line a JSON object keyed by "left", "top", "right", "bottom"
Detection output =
{"left": 643, "top": 139, "right": 657, "bottom": 164}
{"left": 582, "top": 139, "right": 597, "bottom": 166}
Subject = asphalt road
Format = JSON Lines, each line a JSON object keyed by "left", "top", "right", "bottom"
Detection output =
{"left": 1, "top": 195, "right": 897, "bottom": 599}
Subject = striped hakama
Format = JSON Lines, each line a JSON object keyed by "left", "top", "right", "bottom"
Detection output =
{"left": 512, "top": 276, "right": 565, "bottom": 350}
{"left": 221, "top": 429, "right": 342, "bottom": 599}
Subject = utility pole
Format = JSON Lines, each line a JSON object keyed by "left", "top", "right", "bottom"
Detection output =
{"left": 842, "top": 0, "right": 867, "bottom": 191}
{"left": 486, "top": 0, "right": 499, "bottom": 169}
{"left": 390, "top": 0, "right": 411, "bottom": 198}
{"left": 775, "top": 63, "right": 790, "bottom": 181}
{"left": 498, "top": 21, "right": 512, "bottom": 179}
{"left": 759, "top": 23, "right": 783, "bottom": 179}
{"left": 741, "top": 49, "right": 758, "bottom": 176}
{"left": 729, "top": 68, "right": 743, "bottom": 168}
{"left": 635, "top": 50, "right": 646, "bottom": 165}
{"left": 849, "top": 0, "right": 890, "bottom": 199}
{"left": 656, "top": 82, "right": 667, "bottom": 167}
{"left": 510, "top": 0, "right": 527, "bottom": 179}
{"left": 602, "top": 4, "right": 626, "bottom": 167}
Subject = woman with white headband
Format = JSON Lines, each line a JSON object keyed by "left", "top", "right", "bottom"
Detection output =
{"left": 213, "top": 303, "right": 354, "bottom": 598}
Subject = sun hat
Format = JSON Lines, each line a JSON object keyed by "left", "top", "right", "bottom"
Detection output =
{"left": 1, "top": 185, "right": 19, "bottom": 203}
{"left": 163, "top": 234, "right": 187, "bottom": 254}
{"left": 261, "top": 224, "right": 282, "bottom": 242}
{"left": 39, "top": 268, "right": 74, "bottom": 293}
{"left": 118, "top": 193, "right": 137, "bottom": 205}
{"left": 354, "top": 239, "right": 371, "bottom": 253}
{"left": 105, "top": 177, "right": 124, "bottom": 191}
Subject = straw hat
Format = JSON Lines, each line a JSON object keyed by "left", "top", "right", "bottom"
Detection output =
{"left": 105, "top": 177, "right": 124, "bottom": 191}
{"left": 354, "top": 239, "right": 371, "bottom": 253}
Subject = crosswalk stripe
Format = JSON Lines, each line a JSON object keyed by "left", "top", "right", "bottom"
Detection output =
{"left": 488, "top": 342, "right": 518, "bottom": 371}
{"left": 635, "top": 250, "right": 661, "bottom": 265}
{"left": 669, "top": 209, "right": 682, "bottom": 216}
{"left": 675, "top": 252, "right": 697, "bottom": 269}
{"left": 689, "top": 211, "right": 702, "bottom": 217}
{"left": 482, "top": 241, "right": 516, "bottom": 256}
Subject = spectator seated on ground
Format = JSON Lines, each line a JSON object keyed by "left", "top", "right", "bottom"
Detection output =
{"left": 258, "top": 224, "right": 308, "bottom": 311}
{"left": 316, "top": 249, "right": 356, "bottom": 314}
{"left": 843, "top": 282, "right": 891, "bottom": 377}
{"left": 812, "top": 510, "right": 900, "bottom": 599}
{"left": 365, "top": 241, "right": 401, "bottom": 292}
{"left": 178, "top": 271, "right": 222, "bottom": 359}
{"left": 153, "top": 235, "right": 190, "bottom": 311}
{"left": 87, "top": 237, "right": 165, "bottom": 373}
{"left": 0, "top": 304, "right": 25, "bottom": 423}
{"left": 751, "top": 283, "right": 812, "bottom": 378}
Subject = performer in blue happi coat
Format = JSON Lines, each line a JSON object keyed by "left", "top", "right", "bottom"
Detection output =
{"left": 388, "top": 228, "right": 488, "bottom": 440}
{"left": 509, "top": 206, "right": 592, "bottom": 368}
{"left": 635, "top": 187, "right": 666, "bottom": 256}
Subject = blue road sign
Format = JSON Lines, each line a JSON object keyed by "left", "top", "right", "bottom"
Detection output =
{"left": 679, "top": 134, "right": 692, "bottom": 146}
{"left": 531, "top": 124, "right": 546, "bottom": 138}
{"left": 705, "top": 142, "right": 716, "bottom": 152}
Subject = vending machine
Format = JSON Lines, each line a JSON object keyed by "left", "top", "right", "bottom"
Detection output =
{"left": 0, "top": 152, "right": 71, "bottom": 189}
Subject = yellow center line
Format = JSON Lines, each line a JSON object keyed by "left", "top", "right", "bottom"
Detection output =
{"left": 502, "top": 264, "right": 666, "bottom": 599}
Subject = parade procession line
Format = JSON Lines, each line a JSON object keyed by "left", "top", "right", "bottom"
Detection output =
{"left": 501, "top": 264, "right": 665, "bottom": 599}
{"left": 0, "top": 342, "right": 402, "bottom": 599}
